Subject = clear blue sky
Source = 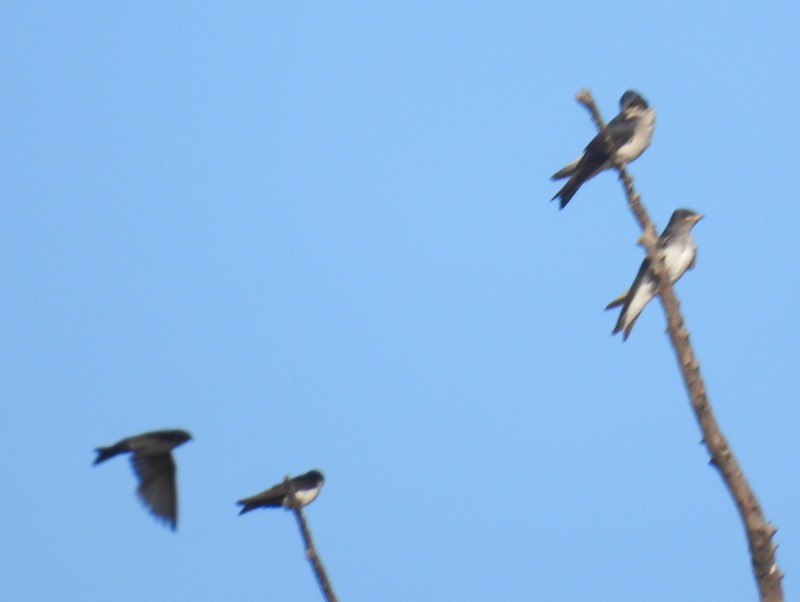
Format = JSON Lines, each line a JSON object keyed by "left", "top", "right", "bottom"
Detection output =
{"left": 3, "top": 2, "right": 799, "bottom": 600}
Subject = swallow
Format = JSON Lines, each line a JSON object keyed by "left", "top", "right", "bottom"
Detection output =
{"left": 606, "top": 209, "right": 703, "bottom": 340}
{"left": 551, "top": 90, "right": 655, "bottom": 208}
{"left": 93, "top": 429, "right": 192, "bottom": 530}
{"left": 237, "top": 470, "right": 325, "bottom": 514}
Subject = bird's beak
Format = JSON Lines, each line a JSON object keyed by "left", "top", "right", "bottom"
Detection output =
{"left": 689, "top": 214, "right": 704, "bottom": 223}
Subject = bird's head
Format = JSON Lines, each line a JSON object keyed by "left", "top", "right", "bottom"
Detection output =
{"left": 620, "top": 90, "right": 649, "bottom": 113}
{"left": 672, "top": 208, "right": 703, "bottom": 226}
{"left": 162, "top": 429, "right": 193, "bottom": 446}
{"left": 306, "top": 469, "right": 325, "bottom": 484}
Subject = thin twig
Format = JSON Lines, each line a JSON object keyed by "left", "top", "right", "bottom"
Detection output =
{"left": 284, "top": 477, "right": 338, "bottom": 602}
{"left": 573, "top": 89, "right": 783, "bottom": 602}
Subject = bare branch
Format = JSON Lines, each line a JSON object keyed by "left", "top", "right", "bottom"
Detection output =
{"left": 574, "top": 90, "right": 783, "bottom": 601}
{"left": 285, "top": 477, "right": 339, "bottom": 602}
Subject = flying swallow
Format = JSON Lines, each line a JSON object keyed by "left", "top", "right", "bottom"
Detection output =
{"left": 551, "top": 90, "right": 655, "bottom": 208}
{"left": 606, "top": 209, "right": 703, "bottom": 340}
{"left": 237, "top": 469, "right": 325, "bottom": 514}
{"left": 93, "top": 429, "right": 192, "bottom": 530}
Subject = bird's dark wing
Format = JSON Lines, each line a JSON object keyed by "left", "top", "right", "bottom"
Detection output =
{"left": 551, "top": 146, "right": 609, "bottom": 207}
{"left": 599, "top": 113, "right": 638, "bottom": 151}
{"left": 578, "top": 115, "right": 636, "bottom": 164}
{"left": 552, "top": 119, "right": 633, "bottom": 208}
{"left": 131, "top": 452, "right": 178, "bottom": 529}
{"left": 611, "top": 256, "right": 653, "bottom": 339}
{"left": 658, "top": 224, "right": 683, "bottom": 249}
{"left": 237, "top": 482, "right": 288, "bottom": 514}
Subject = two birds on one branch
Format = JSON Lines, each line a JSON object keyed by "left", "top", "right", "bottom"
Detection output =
{"left": 93, "top": 429, "right": 323, "bottom": 530}
{"left": 550, "top": 90, "right": 703, "bottom": 340}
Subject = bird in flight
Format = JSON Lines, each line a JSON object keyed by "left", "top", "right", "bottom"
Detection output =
{"left": 93, "top": 429, "right": 192, "bottom": 530}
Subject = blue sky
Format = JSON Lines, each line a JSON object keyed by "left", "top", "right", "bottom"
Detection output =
{"left": 3, "top": 1, "right": 799, "bottom": 600}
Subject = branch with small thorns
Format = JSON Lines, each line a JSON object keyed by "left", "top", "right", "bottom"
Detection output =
{"left": 571, "top": 89, "right": 783, "bottom": 602}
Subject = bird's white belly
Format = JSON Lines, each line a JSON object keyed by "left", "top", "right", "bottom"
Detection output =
{"left": 292, "top": 487, "right": 320, "bottom": 506}
{"left": 621, "top": 240, "right": 695, "bottom": 332}
{"left": 616, "top": 109, "right": 655, "bottom": 162}
{"left": 663, "top": 243, "right": 696, "bottom": 282}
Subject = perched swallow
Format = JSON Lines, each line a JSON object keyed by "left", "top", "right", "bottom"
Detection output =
{"left": 551, "top": 90, "right": 655, "bottom": 208}
{"left": 237, "top": 469, "right": 325, "bottom": 514}
{"left": 606, "top": 209, "right": 703, "bottom": 340}
{"left": 93, "top": 429, "right": 192, "bottom": 530}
